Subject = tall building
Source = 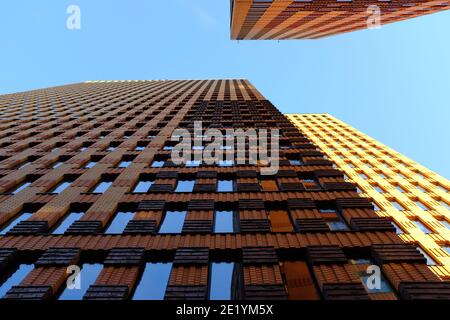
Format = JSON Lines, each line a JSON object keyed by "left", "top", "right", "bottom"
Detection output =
{"left": 287, "top": 113, "right": 450, "bottom": 280}
{"left": 230, "top": 0, "right": 450, "bottom": 40}
{"left": 0, "top": 80, "right": 449, "bottom": 301}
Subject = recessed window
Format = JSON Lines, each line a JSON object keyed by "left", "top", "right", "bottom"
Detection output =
{"left": 105, "top": 211, "right": 135, "bottom": 234}
{"left": 133, "top": 180, "right": 154, "bottom": 193}
{"left": 52, "top": 161, "right": 64, "bottom": 169}
{"left": 118, "top": 161, "right": 131, "bottom": 168}
{"left": 10, "top": 182, "right": 31, "bottom": 195}
{"left": 359, "top": 271, "right": 393, "bottom": 294}
{"left": 151, "top": 161, "right": 165, "bottom": 168}
{"left": 159, "top": 211, "right": 186, "bottom": 234}
{"left": 413, "top": 220, "right": 432, "bottom": 234}
{"left": 374, "top": 186, "right": 384, "bottom": 193}
{"left": 391, "top": 201, "right": 405, "bottom": 211}
{"left": 0, "top": 212, "right": 33, "bottom": 235}
{"left": 218, "top": 160, "right": 233, "bottom": 167}
{"left": 133, "top": 263, "right": 173, "bottom": 300}
{"left": 417, "top": 247, "right": 436, "bottom": 265}
{"left": 327, "top": 219, "right": 349, "bottom": 231}
{"left": 92, "top": 181, "right": 112, "bottom": 194}
{"left": 135, "top": 146, "right": 145, "bottom": 151}
{"left": 186, "top": 160, "right": 201, "bottom": 167}
{"left": 175, "top": 180, "right": 195, "bottom": 193}
{"left": 217, "top": 180, "right": 234, "bottom": 192}
{"left": 392, "top": 222, "right": 404, "bottom": 234}
{"left": 84, "top": 161, "right": 97, "bottom": 169}
{"left": 289, "top": 159, "right": 303, "bottom": 166}
{"left": 209, "top": 263, "right": 235, "bottom": 300}
{"left": 439, "top": 219, "right": 450, "bottom": 230}
{"left": 0, "top": 264, "right": 34, "bottom": 298}
{"left": 52, "top": 212, "right": 85, "bottom": 235}
{"left": 58, "top": 264, "right": 103, "bottom": 300}
{"left": 51, "top": 181, "right": 72, "bottom": 194}
{"left": 214, "top": 211, "right": 234, "bottom": 233}
{"left": 415, "top": 201, "right": 429, "bottom": 211}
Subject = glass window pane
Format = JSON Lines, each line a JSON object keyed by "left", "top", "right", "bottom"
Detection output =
{"left": 218, "top": 180, "right": 233, "bottom": 192}
{"left": 209, "top": 263, "right": 234, "bottom": 300}
{"left": 85, "top": 162, "right": 96, "bottom": 169}
{"left": 58, "top": 264, "right": 102, "bottom": 300}
{"left": 0, "top": 212, "right": 33, "bottom": 235}
{"left": 133, "top": 263, "right": 173, "bottom": 300}
{"left": 159, "top": 211, "right": 186, "bottom": 234}
{"left": 93, "top": 181, "right": 112, "bottom": 193}
{"left": 12, "top": 182, "right": 31, "bottom": 194}
{"left": 105, "top": 212, "right": 135, "bottom": 234}
{"left": 53, "top": 212, "right": 84, "bottom": 235}
{"left": 175, "top": 181, "right": 195, "bottom": 193}
{"left": 133, "top": 181, "right": 153, "bottom": 193}
{"left": 52, "top": 182, "right": 71, "bottom": 194}
{"left": 0, "top": 264, "right": 34, "bottom": 298}
{"left": 118, "top": 161, "right": 131, "bottom": 168}
{"left": 151, "top": 161, "right": 165, "bottom": 168}
{"left": 414, "top": 220, "right": 432, "bottom": 234}
{"left": 214, "top": 211, "right": 234, "bottom": 233}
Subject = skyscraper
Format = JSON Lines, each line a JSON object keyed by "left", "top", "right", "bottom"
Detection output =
{"left": 230, "top": 0, "right": 450, "bottom": 40}
{"left": 0, "top": 80, "right": 448, "bottom": 300}
{"left": 288, "top": 113, "right": 450, "bottom": 280}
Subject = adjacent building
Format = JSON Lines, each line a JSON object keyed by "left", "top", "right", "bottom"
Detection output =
{"left": 287, "top": 113, "right": 450, "bottom": 280}
{"left": 0, "top": 80, "right": 448, "bottom": 300}
{"left": 230, "top": 0, "right": 450, "bottom": 40}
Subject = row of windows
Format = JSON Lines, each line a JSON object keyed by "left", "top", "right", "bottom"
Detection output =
{"left": 0, "top": 256, "right": 402, "bottom": 300}
{"left": 0, "top": 261, "right": 234, "bottom": 301}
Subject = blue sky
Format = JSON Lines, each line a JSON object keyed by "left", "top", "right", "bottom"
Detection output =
{"left": 1, "top": 0, "right": 449, "bottom": 178}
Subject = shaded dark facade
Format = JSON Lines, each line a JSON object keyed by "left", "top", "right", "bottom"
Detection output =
{"left": 0, "top": 80, "right": 448, "bottom": 300}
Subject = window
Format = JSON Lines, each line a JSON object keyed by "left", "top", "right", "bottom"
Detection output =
{"left": 0, "top": 264, "right": 34, "bottom": 298}
{"left": 441, "top": 201, "right": 450, "bottom": 210}
{"left": 391, "top": 201, "right": 404, "bottom": 211}
{"left": 359, "top": 271, "right": 394, "bottom": 294}
{"left": 159, "top": 211, "right": 186, "bottom": 234}
{"left": 135, "top": 146, "right": 145, "bottom": 151}
{"left": 443, "top": 247, "right": 450, "bottom": 255}
{"left": 105, "top": 211, "right": 135, "bottom": 234}
{"left": 106, "top": 146, "right": 116, "bottom": 152}
{"left": 218, "top": 160, "right": 233, "bottom": 167}
{"left": 392, "top": 222, "right": 404, "bottom": 234}
{"left": 374, "top": 186, "right": 384, "bottom": 193}
{"left": 84, "top": 161, "right": 96, "bottom": 169}
{"left": 439, "top": 219, "right": 450, "bottom": 230}
{"left": 163, "top": 146, "right": 173, "bottom": 151}
{"left": 413, "top": 220, "right": 432, "bottom": 234}
{"left": 53, "top": 212, "right": 85, "bottom": 235}
{"left": 51, "top": 181, "right": 72, "bottom": 194}
{"left": 10, "top": 182, "right": 31, "bottom": 195}
{"left": 118, "top": 161, "right": 131, "bottom": 168}
{"left": 261, "top": 180, "right": 278, "bottom": 192}
{"left": 269, "top": 210, "right": 293, "bottom": 232}
{"left": 327, "top": 219, "right": 349, "bottom": 231}
{"left": 209, "top": 263, "right": 234, "bottom": 300}
{"left": 415, "top": 201, "right": 429, "bottom": 211}
{"left": 395, "top": 186, "right": 405, "bottom": 193}
{"left": 289, "top": 159, "right": 303, "bottom": 166}
{"left": 175, "top": 180, "right": 195, "bottom": 193}
{"left": 214, "top": 211, "right": 234, "bottom": 233}
{"left": 133, "top": 180, "right": 154, "bottom": 193}
{"left": 58, "top": 264, "right": 103, "bottom": 300}
{"left": 217, "top": 180, "right": 234, "bottom": 192}
{"left": 183, "top": 160, "right": 200, "bottom": 167}
{"left": 92, "top": 181, "right": 112, "bottom": 193}
{"left": 417, "top": 247, "right": 436, "bottom": 265}
{"left": 319, "top": 209, "right": 336, "bottom": 214}
{"left": 0, "top": 212, "right": 33, "bottom": 235}
{"left": 53, "top": 162, "right": 64, "bottom": 169}
{"left": 133, "top": 263, "right": 173, "bottom": 300}
{"left": 151, "top": 161, "right": 165, "bottom": 168}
